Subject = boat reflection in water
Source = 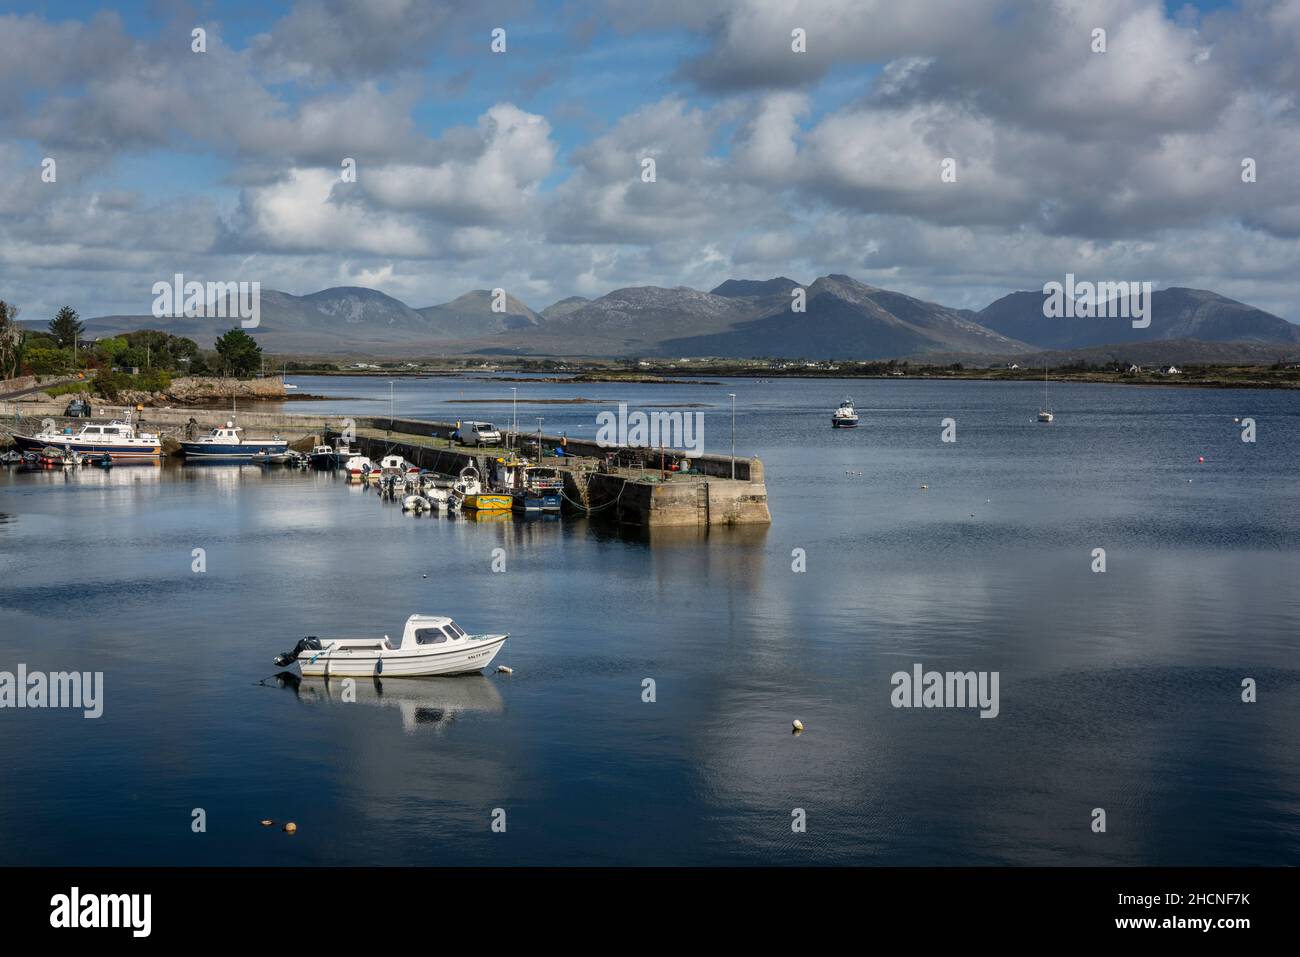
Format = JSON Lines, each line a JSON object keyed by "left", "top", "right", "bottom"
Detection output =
{"left": 272, "top": 672, "right": 504, "bottom": 734}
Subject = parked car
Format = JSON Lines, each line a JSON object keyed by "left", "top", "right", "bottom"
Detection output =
{"left": 65, "top": 398, "right": 91, "bottom": 418}
{"left": 454, "top": 420, "right": 502, "bottom": 447}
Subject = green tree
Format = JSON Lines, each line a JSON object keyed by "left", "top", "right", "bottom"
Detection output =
{"left": 0, "top": 300, "right": 24, "bottom": 380}
{"left": 214, "top": 327, "right": 262, "bottom": 377}
{"left": 96, "top": 336, "right": 129, "bottom": 363}
{"left": 24, "top": 345, "right": 72, "bottom": 375}
{"left": 48, "top": 306, "right": 85, "bottom": 349}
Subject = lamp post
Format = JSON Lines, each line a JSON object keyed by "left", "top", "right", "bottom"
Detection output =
{"left": 511, "top": 387, "right": 518, "bottom": 450}
{"left": 536, "top": 416, "right": 543, "bottom": 461}
{"left": 728, "top": 393, "right": 736, "bottom": 480}
{"left": 388, "top": 380, "right": 395, "bottom": 436}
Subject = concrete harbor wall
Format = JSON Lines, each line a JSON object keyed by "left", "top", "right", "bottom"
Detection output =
{"left": 331, "top": 425, "right": 770, "bottom": 527}
{"left": 0, "top": 403, "right": 771, "bottom": 527}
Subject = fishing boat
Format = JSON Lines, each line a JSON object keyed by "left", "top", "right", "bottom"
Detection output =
{"left": 273, "top": 615, "right": 509, "bottom": 677}
{"left": 453, "top": 464, "right": 511, "bottom": 511}
{"left": 179, "top": 421, "right": 289, "bottom": 459}
{"left": 309, "top": 438, "right": 358, "bottom": 469}
{"left": 512, "top": 465, "right": 563, "bottom": 513}
{"left": 1037, "top": 367, "right": 1054, "bottom": 423}
{"left": 308, "top": 444, "right": 337, "bottom": 468}
{"left": 831, "top": 397, "right": 859, "bottom": 428}
{"left": 12, "top": 416, "right": 161, "bottom": 459}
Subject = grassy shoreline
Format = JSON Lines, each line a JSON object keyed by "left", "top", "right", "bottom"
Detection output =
{"left": 272, "top": 364, "right": 1300, "bottom": 390}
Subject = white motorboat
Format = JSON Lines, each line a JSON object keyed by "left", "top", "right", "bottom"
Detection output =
{"left": 13, "top": 415, "right": 161, "bottom": 459}
{"left": 402, "top": 494, "right": 431, "bottom": 513}
{"left": 831, "top": 397, "right": 859, "bottom": 428}
{"left": 274, "top": 615, "right": 508, "bottom": 677}
{"left": 380, "top": 454, "right": 410, "bottom": 478}
{"left": 343, "top": 455, "right": 374, "bottom": 480}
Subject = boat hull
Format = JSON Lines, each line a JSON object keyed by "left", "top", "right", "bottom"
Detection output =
{"left": 512, "top": 491, "right": 562, "bottom": 513}
{"left": 180, "top": 440, "right": 290, "bottom": 459}
{"left": 12, "top": 433, "right": 161, "bottom": 458}
{"left": 463, "top": 493, "right": 512, "bottom": 511}
{"left": 298, "top": 635, "right": 508, "bottom": 677}
{"left": 831, "top": 418, "right": 858, "bottom": 428}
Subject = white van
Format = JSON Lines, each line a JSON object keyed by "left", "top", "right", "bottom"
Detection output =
{"left": 457, "top": 420, "right": 502, "bottom": 447}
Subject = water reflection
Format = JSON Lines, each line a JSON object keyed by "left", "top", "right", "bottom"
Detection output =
{"left": 272, "top": 671, "right": 505, "bottom": 733}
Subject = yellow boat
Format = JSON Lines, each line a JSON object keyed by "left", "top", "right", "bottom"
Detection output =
{"left": 462, "top": 493, "right": 512, "bottom": 511}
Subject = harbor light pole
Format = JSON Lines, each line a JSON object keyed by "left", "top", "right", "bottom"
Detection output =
{"left": 511, "top": 387, "right": 518, "bottom": 451}
{"left": 388, "top": 380, "right": 394, "bottom": 436}
{"left": 728, "top": 393, "right": 736, "bottom": 480}
{"left": 536, "top": 416, "right": 543, "bottom": 461}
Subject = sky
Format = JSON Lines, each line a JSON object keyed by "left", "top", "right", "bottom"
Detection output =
{"left": 2, "top": 0, "right": 1299, "bottom": 322}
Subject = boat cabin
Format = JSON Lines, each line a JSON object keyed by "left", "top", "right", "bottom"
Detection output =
{"left": 198, "top": 423, "right": 244, "bottom": 444}
{"left": 394, "top": 615, "right": 470, "bottom": 650}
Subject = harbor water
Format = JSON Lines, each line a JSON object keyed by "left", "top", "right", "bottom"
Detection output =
{"left": 1, "top": 374, "right": 1298, "bottom": 865}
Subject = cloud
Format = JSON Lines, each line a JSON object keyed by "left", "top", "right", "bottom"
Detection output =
{"left": 3, "top": 0, "right": 1300, "bottom": 326}
{"left": 361, "top": 104, "right": 556, "bottom": 223}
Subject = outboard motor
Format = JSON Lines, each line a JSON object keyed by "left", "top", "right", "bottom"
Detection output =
{"left": 274, "top": 636, "right": 323, "bottom": 668}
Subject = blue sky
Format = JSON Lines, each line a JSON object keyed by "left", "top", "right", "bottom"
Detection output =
{"left": 4, "top": 0, "right": 1299, "bottom": 322}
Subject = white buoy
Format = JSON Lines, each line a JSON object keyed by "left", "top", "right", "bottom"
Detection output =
{"left": 792, "top": 719, "right": 804, "bottom": 733}
{"left": 497, "top": 665, "right": 513, "bottom": 674}
{"left": 260, "top": 819, "right": 274, "bottom": 827}
{"left": 283, "top": 822, "right": 298, "bottom": 834}
{"left": 920, "top": 484, "right": 929, "bottom": 490}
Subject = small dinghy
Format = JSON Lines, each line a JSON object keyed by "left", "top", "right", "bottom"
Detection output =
{"left": 402, "top": 494, "right": 431, "bottom": 513}
{"left": 274, "top": 615, "right": 508, "bottom": 677}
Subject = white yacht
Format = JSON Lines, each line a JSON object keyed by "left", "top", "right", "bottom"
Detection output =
{"left": 13, "top": 417, "right": 161, "bottom": 459}
{"left": 831, "top": 397, "right": 859, "bottom": 428}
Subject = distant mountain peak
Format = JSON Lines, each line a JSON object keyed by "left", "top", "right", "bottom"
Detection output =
{"left": 711, "top": 277, "right": 801, "bottom": 298}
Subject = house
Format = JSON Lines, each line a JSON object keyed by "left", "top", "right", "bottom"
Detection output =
{"left": 1165, "top": 366, "right": 1181, "bottom": 374}
{"left": 1127, "top": 364, "right": 1142, "bottom": 373}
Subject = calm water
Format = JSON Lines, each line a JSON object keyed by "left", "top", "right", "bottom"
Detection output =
{"left": 1, "top": 374, "right": 1298, "bottom": 865}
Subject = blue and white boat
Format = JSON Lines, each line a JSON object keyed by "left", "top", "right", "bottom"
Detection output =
{"left": 12, "top": 417, "right": 162, "bottom": 459}
{"left": 179, "top": 421, "right": 289, "bottom": 459}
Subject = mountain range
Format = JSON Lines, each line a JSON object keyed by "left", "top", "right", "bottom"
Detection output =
{"left": 38, "top": 276, "right": 1300, "bottom": 359}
